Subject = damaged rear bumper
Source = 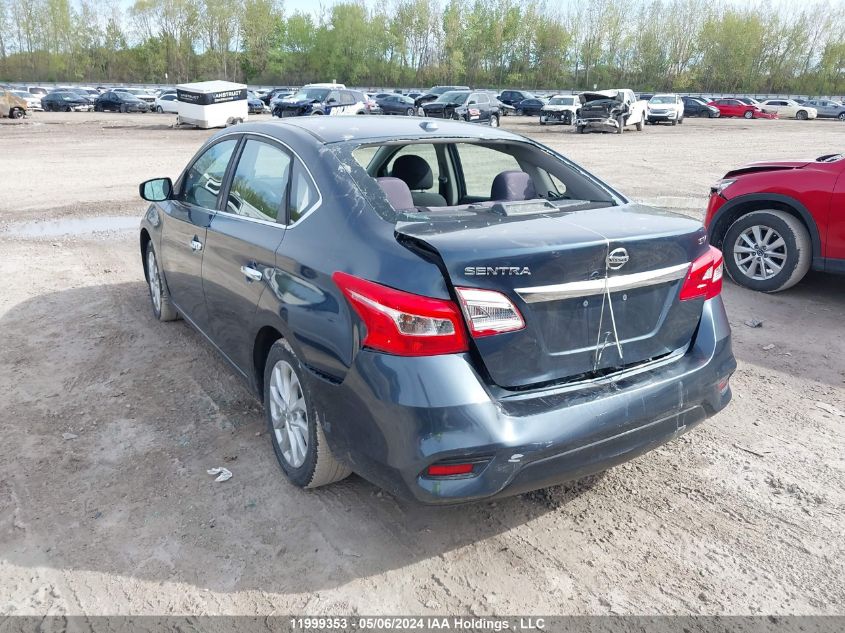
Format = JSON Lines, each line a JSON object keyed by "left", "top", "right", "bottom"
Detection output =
{"left": 310, "top": 297, "right": 735, "bottom": 504}
{"left": 576, "top": 116, "right": 621, "bottom": 132}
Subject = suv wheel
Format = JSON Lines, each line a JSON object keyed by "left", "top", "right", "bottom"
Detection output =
{"left": 838, "top": 112, "right": 845, "bottom": 121}
{"left": 145, "top": 243, "right": 178, "bottom": 321}
{"left": 264, "top": 340, "right": 351, "bottom": 488}
{"left": 723, "top": 210, "right": 811, "bottom": 292}
{"left": 489, "top": 114, "right": 499, "bottom": 127}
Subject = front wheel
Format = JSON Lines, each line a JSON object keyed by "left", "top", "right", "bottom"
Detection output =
{"left": 678, "top": 116, "right": 683, "bottom": 124}
{"left": 743, "top": 110, "right": 753, "bottom": 119}
{"left": 145, "top": 243, "right": 178, "bottom": 321}
{"left": 406, "top": 107, "right": 414, "bottom": 116}
{"left": 796, "top": 110, "right": 808, "bottom": 120}
{"left": 838, "top": 112, "right": 845, "bottom": 121}
{"left": 264, "top": 341, "right": 352, "bottom": 488}
{"left": 515, "top": 108, "right": 523, "bottom": 116}
{"left": 120, "top": 104, "right": 127, "bottom": 113}
{"left": 156, "top": 105, "right": 163, "bottom": 113}
{"left": 722, "top": 210, "right": 811, "bottom": 293}
{"left": 636, "top": 118, "right": 644, "bottom": 131}
{"left": 489, "top": 114, "right": 499, "bottom": 127}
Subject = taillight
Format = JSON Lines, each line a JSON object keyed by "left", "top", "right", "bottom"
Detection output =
{"left": 679, "top": 246, "right": 724, "bottom": 301}
{"left": 455, "top": 287, "right": 525, "bottom": 337}
{"left": 333, "top": 271, "right": 468, "bottom": 356}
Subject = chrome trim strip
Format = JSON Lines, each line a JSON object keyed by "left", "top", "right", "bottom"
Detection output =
{"left": 515, "top": 262, "right": 690, "bottom": 303}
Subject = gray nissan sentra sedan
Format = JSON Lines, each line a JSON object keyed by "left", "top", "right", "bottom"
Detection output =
{"left": 139, "top": 117, "right": 735, "bottom": 504}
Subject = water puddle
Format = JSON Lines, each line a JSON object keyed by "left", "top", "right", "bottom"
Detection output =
{"left": 2, "top": 215, "right": 139, "bottom": 238}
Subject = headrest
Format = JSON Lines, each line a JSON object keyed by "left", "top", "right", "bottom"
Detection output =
{"left": 491, "top": 170, "right": 537, "bottom": 201}
{"left": 375, "top": 177, "right": 415, "bottom": 210}
{"left": 391, "top": 154, "right": 434, "bottom": 190}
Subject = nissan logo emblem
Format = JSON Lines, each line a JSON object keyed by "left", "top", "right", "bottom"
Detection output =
{"left": 607, "top": 247, "right": 629, "bottom": 270}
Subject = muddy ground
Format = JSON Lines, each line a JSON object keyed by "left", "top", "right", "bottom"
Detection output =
{"left": 0, "top": 112, "right": 843, "bottom": 616}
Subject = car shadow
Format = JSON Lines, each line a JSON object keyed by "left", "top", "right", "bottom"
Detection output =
{"left": 721, "top": 270, "right": 845, "bottom": 387}
{"left": 0, "top": 281, "right": 605, "bottom": 596}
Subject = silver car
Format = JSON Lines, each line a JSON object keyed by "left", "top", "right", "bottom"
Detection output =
{"left": 805, "top": 99, "right": 845, "bottom": 120}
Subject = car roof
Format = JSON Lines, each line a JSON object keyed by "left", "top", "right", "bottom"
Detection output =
{"left": 228, "top": 117, "right": 523, "bottom": 145}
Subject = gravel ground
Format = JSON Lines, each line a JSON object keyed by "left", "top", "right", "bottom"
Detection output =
{"left": 0, "top": 112, "right": 843, "bottom": 616}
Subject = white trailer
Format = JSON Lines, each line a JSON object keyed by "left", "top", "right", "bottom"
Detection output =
{"left": 176, "top": 80, "right": 248, "bottom": 129}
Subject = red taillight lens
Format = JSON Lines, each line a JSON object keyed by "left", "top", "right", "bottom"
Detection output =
{"left": 679, "top": 246, "right": 724, "bottom": 301}
{"left": 333, "top": 271, "right": 469, "bottom": 356}
{"left": 455, "top": 287, "right": 525, "bottom": 337}
{"left": 426, "top": 463, "right": 474, "bottom": 477}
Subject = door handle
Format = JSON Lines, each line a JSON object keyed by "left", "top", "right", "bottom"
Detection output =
{"left": 240, "top": 265, "right": 263, "bottom": 282}
{"left": 190, "top": 238, "right": 203, "bottom": 252}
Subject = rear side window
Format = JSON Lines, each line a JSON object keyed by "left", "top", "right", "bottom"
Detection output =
{"left": 182, "top": 139, "right": 237, "bottom": 209}
{"left": 226, "top": 139, "right": 291, "bottom": 221}
{"left": 289, "top": 161, "right": 319, "bottom": 224}
{"left": 455, "top": 143, "right": 521, "bottom": 198}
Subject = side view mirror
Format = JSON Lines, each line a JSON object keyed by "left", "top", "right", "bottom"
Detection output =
{"left": 140, "top": 177, "right": 173, "bottom": 202}
{"left": 327, "top": 98, "right": 337, "bottom": 104}
{"left": 468, "top": 100, "right": 476, "bottom": 105}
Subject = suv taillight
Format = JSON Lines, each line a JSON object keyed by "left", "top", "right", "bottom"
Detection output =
{"left": 679, "top": 246, "right": 724, "bottom": 301}
{"left": 333, "top": 272, "right": 468, "bottom": 356}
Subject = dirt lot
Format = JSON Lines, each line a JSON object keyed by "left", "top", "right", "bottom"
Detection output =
{"left": 0, "top": 112, "right": 843, "bottom": 616}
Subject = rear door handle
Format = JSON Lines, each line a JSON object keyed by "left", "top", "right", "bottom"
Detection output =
{"left": 240, "top": 265, "right": 263, "bottom": 282}
{"left": 190, "top": 238, "right": 203, "bottom": 252}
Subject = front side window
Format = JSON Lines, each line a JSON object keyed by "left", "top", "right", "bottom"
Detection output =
{"left": 182, "top": 139, "right": 237, "bottom": 209}
{"left": 226, "top": 140, "right": 291, "bottom": 221}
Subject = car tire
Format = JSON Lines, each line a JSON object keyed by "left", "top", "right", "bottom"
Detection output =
{"left": 616, "top": 115, "right": 624, "bottom": 133}
{"left": 489, "top": 114, "right": 499, "bottom": 127}
{"left": 678, "top": 116, "right": 684, "bottom": 124}
{"left": 722, "top": 209, "right": 811, "bottom": 293}
{"left": 838, "top": 112, "right": 845, "bottom": 121}
{"left": 156, "top": 105, "right": 163, "bottom": 113}
{"left": 406, "top": 107, "right": 414, "bottom": 116}
{"left": 145, "top": 242, "right": 178, "bottom": 321}
{"left": 10, "top": 108, "right": 24, "bottom": 119}
{"left": 264, "top": 340, "right": 352, "bottom": 489}
{"left": 63, "top": 105, "right": 71, "bottom": 112}
{"left": 94, "top": 104, "right": 102, "bottom": 112}
{"left": 515, "top": 108, "right": 523, "bottom": 116}
{"left": 671, "top": 118, "right": 677, "bottom": 126}
{"left": 576, "top": 125, "right": 584, "bottom": 134}
{"left": 636, "top": 118, "right": 644, "bottom": 131}
{"left": 796, "top": 110, "right": 808, "bottom": 120}
{"left": 743, "top": 110, "right": 753, "bottom": 119}
{"left": 120, "top": 104, "right": 127, "bottom": 113}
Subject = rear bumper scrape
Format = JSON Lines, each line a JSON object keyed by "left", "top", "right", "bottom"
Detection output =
{"left": 310, "top": 296, "right": 735, "bottom": 504}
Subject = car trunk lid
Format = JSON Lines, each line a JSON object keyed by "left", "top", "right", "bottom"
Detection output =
{"left": 396, "top": 204, "right": 708, "bottom": 388}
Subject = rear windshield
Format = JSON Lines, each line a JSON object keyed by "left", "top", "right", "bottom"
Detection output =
{"left": 343, "top": 139, "right": 622, "bottom": 222}
{"left": 435, "top": 91, "right": 469, "bottom": 105}
{"left": 549, "top": 97, "right": 575, "bottom": 105}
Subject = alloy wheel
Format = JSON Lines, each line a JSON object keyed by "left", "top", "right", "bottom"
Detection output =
{"left": 733, "top": 225, "right": 787, "bottom": 281}
{"left": 147, "top": 249, "right": 162, "bottom": 313}
{"left": 269, "top": 360, "right": 309, "bottom": 469}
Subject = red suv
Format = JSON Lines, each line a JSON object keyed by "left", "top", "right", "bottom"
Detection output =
{"left": 705, "top": 154, "right": 845, "bottom": 292}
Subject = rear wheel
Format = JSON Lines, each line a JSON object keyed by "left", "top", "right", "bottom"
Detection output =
{"left": 264, "top": 341, "right": 351, "bottom": 488}
{"left": 723, "top": 210, "right": 811, "bottom": 292}
{"left": 515, "top": 108, "right": 524, "bottom": 116}
{"left": 10, "top": 108, "right": 24, "bottom": 119}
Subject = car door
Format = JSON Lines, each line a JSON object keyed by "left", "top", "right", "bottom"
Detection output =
{"left": 201, "top": 136, "right": 291, "bottom": 374}
{"left": 160, "top": 137, "right": 238, "bottom": 331}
